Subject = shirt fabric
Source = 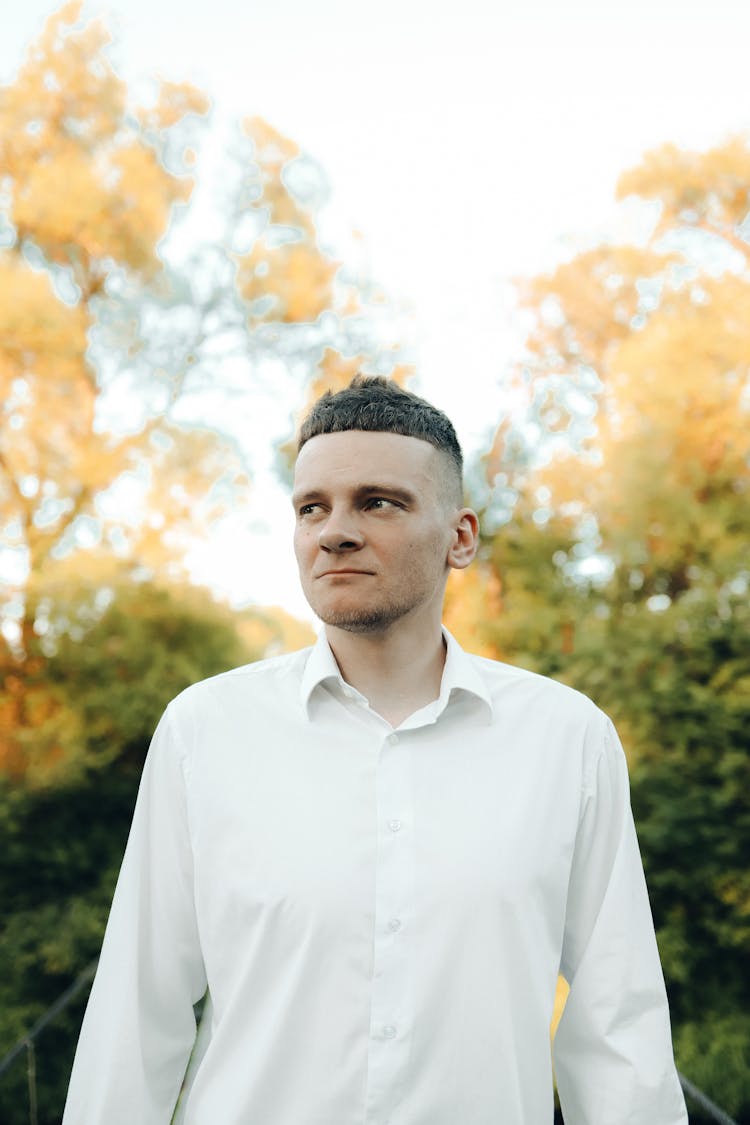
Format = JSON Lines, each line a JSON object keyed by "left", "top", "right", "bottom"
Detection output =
{"left": 63, "top": 628, "right": 688, "bottom": 1125}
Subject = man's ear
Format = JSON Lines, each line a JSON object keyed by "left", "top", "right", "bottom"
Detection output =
{"left": 447, "top": 509, "right": 480, "bottom": 571}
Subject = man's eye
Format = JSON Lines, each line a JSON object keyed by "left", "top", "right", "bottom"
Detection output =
{"left": 365, "top": 498, "right": 398, "bottom": 510}
{"left": 298, "top": 504, "right": 320, "bottom": 516}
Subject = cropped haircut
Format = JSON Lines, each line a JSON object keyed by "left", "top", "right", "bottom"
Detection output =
{"left": 297, "top": 375, "right": 464, "bottom": 503}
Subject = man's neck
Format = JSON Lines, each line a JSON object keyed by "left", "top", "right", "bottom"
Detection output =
{"left": 325, "top": 619, "right": 447, "bottom": 729}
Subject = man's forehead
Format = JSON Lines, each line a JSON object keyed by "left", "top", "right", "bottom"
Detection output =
{"left": 294, "top": 429, "right": 438, "bottom": 475}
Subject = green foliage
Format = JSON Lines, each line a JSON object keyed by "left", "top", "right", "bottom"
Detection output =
{"left": 674, "top": 1012, "right": 750, "bottom": 1119}
{"left": 477, "top": 134, "right": 750, "bottom": 1120}
{"left": 481, "top": 531, "right": 750, "bottom": 1119}
{"left": 45, "top": 581, "right": 253, "bottom": 774}
{"left": 482, "top": 503, "right": 585, "bottom": 677}
{"left": 0, "top": 581, "right": 258, "bottom": 1125}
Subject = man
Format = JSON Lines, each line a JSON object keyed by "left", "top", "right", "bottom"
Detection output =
{"left": 63, "top": 376, "right": 688, "bottom": 1124}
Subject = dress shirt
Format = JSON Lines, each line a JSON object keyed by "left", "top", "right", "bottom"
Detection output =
{"left": 63, "top": 628, "right": 687, "bottom": 1125}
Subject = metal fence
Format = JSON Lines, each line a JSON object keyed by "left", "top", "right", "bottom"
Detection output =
{"left": 0, "top": 962, "right": 96, "bottom": 1125}
{"left": 0, "top": 964, "right": 741, "bottom": 1125}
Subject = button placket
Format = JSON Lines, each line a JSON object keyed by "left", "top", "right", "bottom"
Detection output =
{"left": 364, "top": 730, "right": 416, "bottom": 1123}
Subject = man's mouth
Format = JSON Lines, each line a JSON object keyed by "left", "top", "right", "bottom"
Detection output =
{"left": 318, "top": 569, "right": 374, "bottom": 578}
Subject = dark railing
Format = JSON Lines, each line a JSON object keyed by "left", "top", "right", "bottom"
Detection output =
{"left": 0, "top": 961, "right": 96, "bottom": 1125}
{"left": 678, "top": 1072, "right": 742, "bottom": 1125}
{"left": 0, "top": 964, "right": 741, "bottom": 1125}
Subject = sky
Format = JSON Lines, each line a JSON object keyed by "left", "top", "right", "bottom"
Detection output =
{"left": 2, "top": 0, "right": 750, "bottom": 623}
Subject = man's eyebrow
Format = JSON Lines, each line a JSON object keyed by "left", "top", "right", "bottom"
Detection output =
{"left": 291, "top": 488, "right": 325, "bottom": 508}
{"left": 353, "top": 483, "right": 417, "bottom": 504}
{"left": 291, "top": 483, "right": 418, "bottom": 507}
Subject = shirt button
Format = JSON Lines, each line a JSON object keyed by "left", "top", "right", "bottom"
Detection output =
{"left": 382, "top": 1025, "right": 397, "bottom": 1038}
{"left": 388, "top": 918, "right": 401, "bottom": 932}
{"left": 387, "top": 818, "right": 402, "bottom": 832}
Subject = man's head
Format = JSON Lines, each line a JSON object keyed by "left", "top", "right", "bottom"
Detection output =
{"left": 297, "top": 375, "right": 464, "bottom": 508}
{"left": 292, "top": 376, "right": 478, "bottom": 634}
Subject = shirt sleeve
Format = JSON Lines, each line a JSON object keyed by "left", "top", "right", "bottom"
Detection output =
{"left": 62, "top": 704, "right": 207, "bottom": 1125}
{"left": 553, "top": 715, "right": 688, "bottom": 1124}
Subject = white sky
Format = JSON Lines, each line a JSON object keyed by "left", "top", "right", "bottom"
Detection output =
{"left": 3, "top": 0, "right": 750, "bottom": 624}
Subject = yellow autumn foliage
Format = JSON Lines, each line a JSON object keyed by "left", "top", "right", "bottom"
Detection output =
{"left": 238, "top": 239, "right": 340, "bottom": 323}
{"left": 551, "top": 975, "right": 570, "bottom": 1039}
{"left": 0, "top": 3, "right": 229, "bottom": 670}
{"left": 0, "top": 253, "right": 88, "bottom": 387}
{"left": 0, "top": 2, "right": 204, "bottom": 289}
{"left": 443, "top": 562, "right": 503, "bottom": 659}
{"left": 617, "top": 136, "right": 750, "bottom": 232}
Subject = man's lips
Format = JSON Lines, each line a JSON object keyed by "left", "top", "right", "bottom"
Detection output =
{"left": 316, "top": 569, "right": 375, "bottom": 578}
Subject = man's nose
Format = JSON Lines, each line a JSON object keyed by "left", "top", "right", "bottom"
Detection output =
{"left": 318, "top": 510, "right": 364, "bottom": 553}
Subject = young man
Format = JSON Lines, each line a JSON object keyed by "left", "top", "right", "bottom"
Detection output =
{"left": 63, "top": 376, "right": 688, "bottom": 1124}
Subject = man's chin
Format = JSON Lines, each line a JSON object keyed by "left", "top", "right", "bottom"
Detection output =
{"left": 312, "top": 601, "right": 407, "bottom": 634}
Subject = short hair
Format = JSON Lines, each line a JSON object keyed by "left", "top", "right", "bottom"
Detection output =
{"left": 297, "top": 375, "right": 464, "bottom": 501}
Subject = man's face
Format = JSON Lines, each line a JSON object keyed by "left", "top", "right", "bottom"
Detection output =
{"left": 292, "top": 430, "right": 460, "bottom": 633}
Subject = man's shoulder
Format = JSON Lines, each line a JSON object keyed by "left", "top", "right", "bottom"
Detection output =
{"left": 465, "top": 649, "right": 603, "bottom": 723}
{"left": 169, "top": 645, "right": 313, "bottom": 712}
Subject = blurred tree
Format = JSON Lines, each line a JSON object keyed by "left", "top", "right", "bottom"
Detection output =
{"left": 442, "top": 559, "right": 503, "bottom": 658}
{"left": 478, "top": 136, "right": 750, "bottom": 1116}
{"left": 236, "top": 603, "right": 316, "bottom": 656}
{"left": 0, "top": 2, "right": 242, "bottom": 662}
{"left": 0, "top": 3, "right": 409, "bottom": 779}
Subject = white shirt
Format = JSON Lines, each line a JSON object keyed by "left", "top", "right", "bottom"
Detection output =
{"left": 63, "top": 628, "right": 688, "bottom": 1125}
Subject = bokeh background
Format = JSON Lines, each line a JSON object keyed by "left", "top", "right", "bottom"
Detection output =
{"left": 1, "top": 1, "right": 748, "bottom": 1121}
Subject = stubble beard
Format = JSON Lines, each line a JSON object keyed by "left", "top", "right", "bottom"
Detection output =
{"left": 314, "top": 603, "right": 411, "bottom": 634}
{"left": 311, "top": 589, "right": 423, "bottom": 635}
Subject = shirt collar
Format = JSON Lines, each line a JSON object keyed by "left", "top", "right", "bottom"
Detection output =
{"left": 435, "top": 626, "right": 494, "bottom": 719}
{"left": 299, "top": 629, "right": 347, "bottom": 711}
{"left": 300, "top": 626, "right": 494, "bottom": 720}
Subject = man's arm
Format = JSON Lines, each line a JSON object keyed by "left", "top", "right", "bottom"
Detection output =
{"left": 63, "top": 706, "right": 207, "bottom": 1124}
{"left": 553, "top": 716, "right": 688, "bottom": 1124}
